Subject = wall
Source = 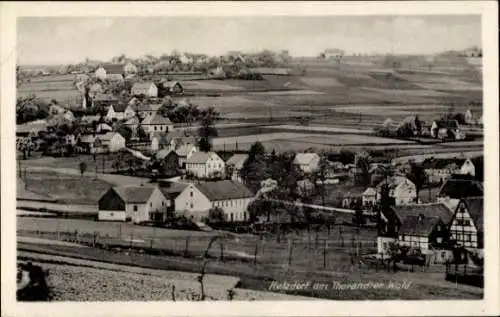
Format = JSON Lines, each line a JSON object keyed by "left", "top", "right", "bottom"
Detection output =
{"left": 398, "top": 235, "right": 430, "bottom": 252}
{"left": 174, "top": 184, "right": 212, "bottom": 220}
{"left": 186, "top": 155, "right": 225, "bottom": 179}
{"left": 377, "top": 236, "right": 397, "bottom": 255}
{"left": 98, "top": 210, "right": 127, "bottom": 222}
{"left": 126, "top": 188, "right": 169, "bottom": 223}
{"left": 109, "top": 134, "right": 126, "bottom": 152}
{"left": 394, "top": 181, "right": 417, "bottom": 205}
{"left": 450, "top": 202, "right": 479, "bottom": 248}
{"left": 211, "top": 197, "right": 253, "bottom": 222}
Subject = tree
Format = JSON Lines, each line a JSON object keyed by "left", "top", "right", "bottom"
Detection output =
{"left": 207, "top": 207, "right": 225, "bottom": 224}
{"left": 79, "top": 161, "right": 87, "bottom": 177}
{"left": 248, "top": 141, "right": 265, "bottom": 160}
{"left": 197, "top": 115, "right": 218, "bottom": 152}
{"left": 137, "top": 125, "right": 148, "bottom": 141}
{"left": 406, "top": 162, "right": 425, "bottom": 203}
{"left": 117, "top": 125, "right": 133, "bottom": 143}
{"left": 356, "top": 156, "right": 371, "bottom": 189}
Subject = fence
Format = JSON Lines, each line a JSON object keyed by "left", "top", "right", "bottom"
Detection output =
{"left": 17, "top": 220, "right": 380, "bottom": 274}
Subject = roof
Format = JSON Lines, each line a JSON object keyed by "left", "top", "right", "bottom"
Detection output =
{"left": 94, "top": 93, "right": 118, "bottom": 102}
{"left": 392, "top": 203, "right": 454, "bottom": 225}
{"left": 226, "top": 154, "right": 249, "bottom": 170}
{"left": 163, "top": 81, "right": 182, "bottom": 89}
{"left": 159, "top": 182, "right": 188, "bottom": 199}
{"left": 186, "top": 151, "right": 215, "bottom": 164}
{"left": 293, "top": 153, "right": 319, "bottom": 165}
{"left": 175, "top": 143, "right": 196, "bottom": 157}
{"left": 375, "top": 176, "right": 412, "bottom": 190}
{"left": 142, "top": 113, "right": 172, "bottom": 125}
{"left": 156, "top": 149, "right": 176, "bottom": 160}
{"left": 194, "top": 180, "right": 254, "bottom": 201}
{"left": 135, "top": 103, "right": 163, "bottom": 112}
{"left": 132, "top": 82, "right": 156, "bottom": 91}
{"left": 81, "top": 115, "right": 101, "bottom": 123}
{"left": 79, "top": 134, "right": 96, "bottom": 143}
{"left": 112, "top": 103, "right": 131, "bottom": 113}
{"left": 100, "top": 64, "right": 124, "bottom": 75}
{"left": 462, "top": 197, "right": 484, "bottom": 232}
{"left": 107, "top": 74, "right": 124, "bottom": 81}
{"left": 434, "top": 120, "right": 460, "bottom": 129}
{"left": 399, "top": 215, "right": 442, "bottom": 236}
{"left": 437, "top": 179, "right": 484, "bottom": 199}
{"left": 111, "top": 184, "right": 159, "bottom": 203}
{"left": 125, "top": 117, "right": 140, "bottom": 125}
{"left": 97, "top": 132, "right": 122, "bottom": 142}
{"left": 422, "top": 158, "right": 467, "bottom": 169}
{"left": 16, "top": 122, "right": 48, "bottom": 134}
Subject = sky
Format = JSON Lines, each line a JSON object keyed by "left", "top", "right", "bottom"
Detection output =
{"left": 17, "top": 15, "right": 481, "bottom": 65}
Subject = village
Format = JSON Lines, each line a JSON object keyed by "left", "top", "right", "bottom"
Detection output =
{"left": 15, "top": 30, "right": 484, "bottom": 300}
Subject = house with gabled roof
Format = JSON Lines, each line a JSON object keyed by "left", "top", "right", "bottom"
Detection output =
{"left": 135, "top": 103, "right": 163, "bottom": 118}
{"left": 436, "top": 178, "right": 483, "bottom": 211}
{"left": 174, "top": 180, "right": 254, "bottom": 221}
{"left": 106, "top": 103, "right": 136, "bottom": 121}
{"left": 368, "top": 176, "right": 417, "bottom": 206}
{"left": 431, "top": 120, "right": 465, "bottom": 140}
{"left": 377, "top": 203, "right": 454, "bottom": 254}
{"left": 448, "top": 197, "right": 483, "bottom": 249}
{"left": 293, "top": 153, "right": 320, "bottom": 174}
{"left": 141, "top": 113, "right": 173, "bottom": 135}
{"left": 131, "top": 82, "right": 158, "bottom": 97}
{"left": 162, "top": 80, "right": 184, "bottom": 95}
{"left": 98, "top": 183, "right": 169, "bottom": 223}
{"left": 95, "top": 63, "right": 124, "bottom": 81}
{"left": 225, "top": 154, "right": 249, "bottom": 182}
{"left": 185, "top": 151, "right": 225, "bottom": 179}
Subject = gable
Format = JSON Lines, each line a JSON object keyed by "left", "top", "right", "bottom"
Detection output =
{"left": 98, "top": 188, "right": 126, "bottom": 211}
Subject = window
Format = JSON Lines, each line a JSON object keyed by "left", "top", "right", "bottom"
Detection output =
{"left": 154, "top": 126, "right": 157, "bottom": 131}
{"left": 133, "top": 205, "right": 138, "bottom": 212}
{"left": 150, "top": 202, "right": 153, "bottom": 207}
{"left": 230, "top": 213, "right": 234, "bottom": 222}
{"left": 162, "top": 202, "right": 164, "bottom": 207}
{"left": 218, "top": 164, "right": 221, "bottom": 168}
{"left": 190, "top": 203, "right": 194, "bottom": 209}
{"left": 190, "top": 191, "right": 193, "bottom": 197}
{"left": 231, "top": 200, "right": 233, "bottom": 207}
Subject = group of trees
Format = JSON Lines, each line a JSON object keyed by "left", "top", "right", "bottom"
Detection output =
{"left": 16, "top": 95, "right": 51, "bottom": 124}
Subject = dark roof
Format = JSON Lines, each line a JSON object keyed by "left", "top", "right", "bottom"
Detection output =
{"left": 186, "top": 152, "right": 214, "bottom": 164}
{"left": 462, "top": 197, "right": 483, "bottom": 232}
{"left": 399, "top": 215, "right": 442, "bottom": 236}
{"left": 392, "top": 203, "right": 454, "bottom": 225}
{"left": 101, "top": 63, "right": 124, "bottom": 75}
{"left": 434, "top": 120, "right": 459, "bottom": 129}
{"left": 113, "top": 103, "right": 130, "bottom": 113}
{"left": 159, "top": 182, "right": 188, "bottom": 199}
{"left": 112, "top": 184, "right": 159, "bottom": 203}
{"left": 437, "top": 179, "right": 484, "bottom": 199}
{"left": 422, "top": 158, "right": 467, "bottom": 169}
{"left": 94, "top": 93, "right": 119, "bottom": 102}
{"left": 195, "top": 180, "right": 254, "bottom": 201}
{"left": 142, "top": 113, "right": 172, "bottom": 125}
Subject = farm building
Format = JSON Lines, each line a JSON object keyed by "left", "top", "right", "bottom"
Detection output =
{"left": 95, "top": 64, "right": 124, "bottom": 80}
{"left": 156, "top": 150, "right": 181, "bottom": 174}
{"left": 225, "top": 154, "right": 249, "bottom": 182}
{"left": 98, "top": 184, "right": 169, "bottom": 223}
{"left": 430, "top": 120, "right": 465, "bottom": 140}
{"left": 436, "top": 178, "right": 483, "bottom": 212}
{"left": 131, "top": 82, "right": 158, "bottom": 97}
{"left": 449, "top": 197, "right": 483, "bottom": 249}
{"left": 141, "top": 113, "right": 173, "bottom": 135}
{"left": 185, "top": 151, "right": 225, "bottom": 179}
{"left": 174, "top": 180, "right": 254, "bottom": 222}
{"left": 175, "top": 142, "right": 198, "bottom": 169}
{"left": 93, "top": 132, "right": 126, "bottom": 153}
{"left": 422, "top": 158, "right": 476, "bottom": 184}
{"left": 374, "top": 176, "right": 417, "bottom": 206}
{"left": 163, "top": 81, "right": 184, "bottom": 95}
{"left": 293, "top": 153, "right": 320, "bottom": 174}
{"left": 134, "top": 103, "right": 162, "bottom": 118}
{"left": 377, "top": 203, "right": 454, "bottom": 255}
{"left": 105, "top": 103, "right": 136, "bottom": 121}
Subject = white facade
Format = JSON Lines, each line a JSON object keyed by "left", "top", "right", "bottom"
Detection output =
{"left": 132, "top": 83, "right": 158, "bottom": 97}
{"left": 398, "top": 234, "right": 431, "bottom": 252}
{"left": 174, "top": 183, "right": 252, "bottom": 222}
{"left": 293, "top": 153, "right": 320, "bottom": 174}
{"left": 186, "top": 152, "right": 225, "bottom": 179}
{"left": 450, "top": 202, "right": 479, "bottom": 248}
{"left": 98, "top": 133, "right": 126, "bottom": 152}
{"left": 98, "top": 210, "right": 127, "bottom": 222}
{"left": 377, "top": 236, "right": 397, "bottom": 255}
{"left": 95, "top": 67, "right": 107, "bottom": 81}
{"left": 362, "top": 187, "right": 377, "bottom": 206}
{"left": 126, "top": 187, "right": 169, "bottom": 224}
{"left": 459, "top": 159, "right": 475, "bottom": 176}
{"left": 391, "top": 180, "right": 417, "bottom": 206}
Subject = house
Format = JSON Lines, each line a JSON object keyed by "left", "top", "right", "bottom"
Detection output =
{"left": 63, "top": 110, "right": 75, "bottom": 122}
{"left": 135, "top": 103, "right": 163, "bottom": 118}
{"left": 449, "top": 197, "right": 483, "bottom": 249}
{"left": 105, "top": 103, "right": 135, "bottom": 121}
{"left": 174, "top": 180, "right": 254, "bottom": 221}
{"left": 131, "top": 82, "right": 158, "bottom": 97}
{"left": 374, "top": 176, "right": 417, "bottom": 206}
{"left": 81, "top": 115, "right": 102, "bottom": 124}
{"left": 163, "top": 81, "right": 184, "bottom": 95}
{"left": 95, "top": 64, "right": 124, "bottom": 81}
{"left": 422, "top": 158, "right": 464, "bottom": 184}
{"left": 323, "top": 48, "right": 345, "bottom": 60}
{"left": 297, "top": 179, "right": 315, "bottom": 197}
{"left": 150, "top": 132, "right": 170, "bottom": 152}
{"left": 436, "top": 178, "right": 484, "bottom": 212}
{"left": 77, "top": 134, "right": 97, "bottom": 153}
{"left": 16, "top": 121, "right": 48, "bottom": 137}
{"left": 377, "top": 203, "right": 454, "bottom": 254}
{"left": 225, "top": 154, "right": 249, "bottom": 182}
{"left": 98, "top": 184, "right": 169, "bottom": 223}
{"left": 459, "top": 158, "right": 475, "bottom": 176}
{"left": 185, "top": 151, "right": 225, "bottom": 179}
{"left": 293, "top": 153, "right": 320, "bottom": 174}
{"left": 158, "top": 181, "right": 189, "bottom": 218}
{"left": 124, "top": 116, "right": 141, "bottom": 131}
{"left": 156, "top": 150, "right": 181, "bottom": 176}
{"left": 96, "top": 123, "right": 113, "bottom": 134}
{"left": 175, "top": 142, "right": 198, "bottom": 169}
{"left": 430, "top": 120, "right": 465, "bottom": 140}
{"left": 49, "top": 104, "right": 66, "bottom": 116}
{"left": 141, "top": 113, "right": 173, "bottom": 135}
{"left": 94, "top": 132, "right": 126, "bottom": 153}
{"left": 259, "top": 178, "right": 278, "bottom": 194}
{"left": 362, "top": 187, "right": 377, "bottom": 206}
{"left": 107, "top": 74, "right": 124, "bottom": 82}
{"left": 369, "top": 164, "right": 390, "bottom": 186}
{"left": 92, "top": 93, "right": 120, "bottom": 108}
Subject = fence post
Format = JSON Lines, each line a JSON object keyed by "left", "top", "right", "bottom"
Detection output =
{"left": 118, "top": 223, "right": 122, "bottom": 238}
{"left": 74, "top": 230, "right": 78, "bottom": 243}
{"left": 253, "top": 243, "right": 258, "bottom": 265}
{"left": 323, "top": 239, "right": 327, "bottom": 269}
{"left": 184, "top": 236, "right": 190, "bottom": 257}
{"left": 220, "top": 242, "right": 224, "bottom": 261}
{"left": 287, "top": 238, "right": 293, "bottom": 267}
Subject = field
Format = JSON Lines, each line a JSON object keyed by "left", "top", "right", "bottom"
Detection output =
{"left": 21, "top": 171, "right": 111, "bottom": 205}
{"left": 17, "top": 217, "right": 483, "bottom": 300}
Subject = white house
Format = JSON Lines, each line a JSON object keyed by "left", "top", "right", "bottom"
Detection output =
{"left": 124, "top": 116, "right": 140, "bottom": 131}
{"left": 293, "top": 153, "right": 320, "bottom": 174}
{"left": 131, "top": 82, "right": 158, "bottom": 97}
{"left": 96, "top": 123, "right": 113, "bottom": 134}
{"left": 459, "top": 158, "right": 475, "bottom": 176}
{"left": 375, "top": 176, "right": 417, "bottom": 206}
{"left": 449, "top": 197, "right": 483, "bottom": 249}
{"left": 174, "top": 180, "right": 254, "bottom": 222}
{"left": 362, "top": 187, "right": 378, "bottom": 206}
{"left": 98, "top": 184, "right": 169, "bottom": 223}
{"left": 135, "top": 103, "right": 163, "bottom": 118}
{"left": 175, "top": 143, "right": 198, "bottom": 169}
{"left": 225, "top": 154, "right": 249, "bottom": 182}
{"left": 95, "top": 64, "right": 124, "bottom": 81}
{"left": 95, "top": 132, "right": 126, "bottom": 153}
{"left": 124, "top": 61, "right": 138, "bottom": 76}
{"left": 185, "top": 151, "right": 225, "bottom": 179}
{"left": 141, "top": 113, "right": 173, "bottom": 135}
